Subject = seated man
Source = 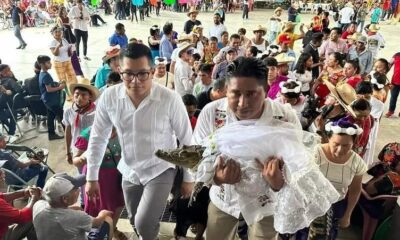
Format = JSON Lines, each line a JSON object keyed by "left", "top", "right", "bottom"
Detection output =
{"left": 0, "top": 166, "right": 41, "bottom": 240}
{"left": 23, "top": 61, "right": 41, "bottom": 96}
{"left": 33, "top": 173, "right": 113, "bottom": 240}
{"left": 0, "top": 133, "right": 48, "bottom": 188}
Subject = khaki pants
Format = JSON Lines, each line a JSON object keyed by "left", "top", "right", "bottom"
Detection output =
{"left": 206, "top": 201, "right": 274, "bottom": 240}
{"left": 53, "top": 60, "right": 77, "bottom": 96}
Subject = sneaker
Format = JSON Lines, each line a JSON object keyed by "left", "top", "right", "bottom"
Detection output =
{"left": 83, "top": 56, "right": 91, "bottom": 61}
{"left": 385, "top": 111, "right": 394, "bottom": 118}
{"left": 16, "top": 45, "right": 22, "bottom": 49}
{"left": 48, "top": 134, "right": 63, "bottom": 140}
{"left": 21, "top": 43, "right": 27, "bottom": 49}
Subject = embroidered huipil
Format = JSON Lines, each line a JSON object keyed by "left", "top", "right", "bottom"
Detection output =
{"left": 86, "top": 83, "right": 193, "bottom": 184}
{"left": 192, "top": 98, "right": 301, "bottom": 218}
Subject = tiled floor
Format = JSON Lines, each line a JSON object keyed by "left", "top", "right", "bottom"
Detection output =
{"left": 1, "top": 7, "right": 400, "bottom": 240}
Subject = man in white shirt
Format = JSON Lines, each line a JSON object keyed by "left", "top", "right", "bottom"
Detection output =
{"left": 85, "top": 44, "right": 194, "bottom": 240}
{"left": 193, "top": 57, "right": 301, "bottom": 239}
{"left": 68, "top": 0, "right": 91, "bottom": 60}
{"left": 339, "top": 2, "right": 355, "bottom": 31}
{"left": 193, "top": 63, "right": 213, "bottom": 97}
{"left": 174, "top": 42, "right": 196, "bottom": 96}
{"left": 209, "top": 12, "right": 227, "bottom": 42}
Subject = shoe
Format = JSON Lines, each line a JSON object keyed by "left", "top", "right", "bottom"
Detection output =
{"left": 385, "top": 111, "right": 394, "bottom": 118}
{"left": 48, "top": 134, "right": 63, "bottom": 140}
{"left": 84, "top": 56, "right": 91, "bottom": 61}
{"left": 21, "top": 43, "right": 27, "bottom": 49}
{"left": 16, "top": 45, "right": 22, "bottom": 49}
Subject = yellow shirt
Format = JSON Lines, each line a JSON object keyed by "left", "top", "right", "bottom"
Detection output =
{"left": 277, "top": 32, "right": 301, "bottom": 49}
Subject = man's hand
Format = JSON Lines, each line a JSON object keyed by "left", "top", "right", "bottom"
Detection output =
{"left": 256, "top": 157, "right": 285, "bottom": 191}
{"left": 213, "top": 155, "right": 241, "bottom": 186}
{"left": 85, "top": 181, "right": 100, "bottom": 202}
{"left": 25, "top": 186, "right": 42, "bottom": 202}
{"left": 180, "top": 181, "right": 194, "bottom": 199}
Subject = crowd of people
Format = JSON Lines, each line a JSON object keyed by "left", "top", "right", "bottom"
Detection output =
{"left": 2, "top": 0, "right": 400, "bottom": 240}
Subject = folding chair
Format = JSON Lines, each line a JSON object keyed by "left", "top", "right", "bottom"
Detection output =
{"left": 24, "top": 95, "right": 49, "bottom": 133}
{"left": 1, "top": 168, "right": 30, "bottom": 193}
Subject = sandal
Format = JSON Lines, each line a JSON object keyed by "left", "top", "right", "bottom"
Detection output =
{"left": 113, "top": 228, "right": 128, "bottom": 240}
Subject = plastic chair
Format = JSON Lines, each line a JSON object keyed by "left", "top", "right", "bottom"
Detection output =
{"left": 24, "top": 95, "right": 48, "bottom": 133}
{"left": 1, "top": 168, "right": 30, "bottom": 193}
{"left": 5, "top": 144, "right": 54, "bottom": 174}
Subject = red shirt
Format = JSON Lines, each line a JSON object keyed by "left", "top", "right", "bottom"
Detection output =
{"left": 348, "top": 115, "right": 373, "bottom": 158}
{"left": 190, "top": 116, "right": 197, "bottom": 130}
{"left": 392, "top": 52, "right": 400, "bottom": 85}
{"left": 346, "top": 75, "right": 362, "bottom": 88}
{"left": 0, "top": 193, "right": 32, "bottom": 238}
{"left": 383, "top": 0, "right": 391, "bottom": 10}
{"left": 341, "top": 30, "right": 353, "bottom": 40}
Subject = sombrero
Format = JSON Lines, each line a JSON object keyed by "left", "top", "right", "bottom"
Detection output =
{"left": 283, "top": 21, "right": 297, "bottom": 32}
{"left": 348, "top": 32, "right": 362, "bottom": 41}
{"left": 274, "top": 53, "right": 295, "bottom": 64}
{"left": 102, "top": 47, "right": 120, "bottom": 63}
{"left": 177, "top": 33, "right": 192, "bottom": 43}
{"left": 368, "top": 24, "right": 380, "bottom": 32}
{"left": 324, "top": 81, "right": 357, "bottom": 117}
{"left": 177, "top": 42, "right": 194, "bottom": 55}
{"left": 253, "top": 25, "right": 267, "bottom": 36}
{"left": 274, "top": 7, "right": 283, "bottom": 14}
{"left": 187, "top": 6, "right": 199, "bottom": 17}
{"left": 69, "top": 78, "right": 100, "bottom": 101}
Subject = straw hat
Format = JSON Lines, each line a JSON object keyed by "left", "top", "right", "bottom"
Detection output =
{"left": 177, "top": 33, "right": 192, "bottom": 43}
{"left": 177, "top": 42, "right": 194, "bottom": 55}
{"left": 274, "top": 7, "right": 283, "bottom": 14}
{"left": 102, "top": 47, "right": 120, "bottom": 63}
{"left": 283, "top": 22, "right": 297, "bottom": 32}
{"left": 368, "top": 24, "right": 380, "bottom": 32}
{"left": 348, "top": 32, "right": 362, "bottom": 41}
{"left": 253, "top": 25, "right": 267, "bottom": 36}
{"left": 187, "top": 6, "right": 199, "bottom": 17}
{"left": 192, "top": 25, "right": 203, "bottom": 34}
{"left": 274, "top": 53, "right": 295, "bottom": 64}
{"left": 324, "top": 81, "right": 357, "bottom": 117}
{"left": 69, "top": 78, "right": 100, "bottom": 101}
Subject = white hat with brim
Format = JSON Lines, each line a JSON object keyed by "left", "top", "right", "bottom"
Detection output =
{"left": 178, "top": 42, "right": 194, "bottom": 55}
{"left": 275, "top": 53, "right": 295, "bottom": 64}
{"left": 187, "top": 7, "right": 199, "bottom": 17}
{"left": 69, "top": 79, "right": 100, "bottom": 101}
{"left": 324, "top": 81, "right": 357, "bottom": 118}
{"left": 253, "top": 25, "right": 267, "bottom": 36}
{"left": 43, "top": 173, "right": 86, "bottom": 202}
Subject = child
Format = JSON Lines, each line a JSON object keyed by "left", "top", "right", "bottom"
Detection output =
{"left": 37, "top": 55, "right": 64, "bottom": 140}
{"left": 203, "top": 36, "right": 219, "bottom": 64}
{"left": 274, "top": 79, "right": 306, "bottom": 121}
{"left": 182, "top": 94, "right": 198, "bottom": 130}
{"left": 268, "top": 7, "right": 283, "bottom": 44}
{"left": 33, "top": 173, "right": 114, "bottom": 240}
{"left": 63, "top": 81, "right": 99, "bottom": 164}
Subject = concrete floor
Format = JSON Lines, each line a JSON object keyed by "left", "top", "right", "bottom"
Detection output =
{"left": 1, "top": 7, "right": 400, "bottom": 240}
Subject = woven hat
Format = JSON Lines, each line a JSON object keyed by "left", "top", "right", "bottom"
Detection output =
{"left": 69, "top": 78, "right": 100, "bottom": 101}
{"left": 368, "top": 24, "right": 380, "bottom": 32}
{"left": 348, "top": 32, "right": 362, "bottom": 41}
{"left": 283, "top": 22, "right": 297, "bottom": 32}
{"left": 324, "top": 81, "right": 357, "bottom": 117}
{"left": 274, "top": 7, "right": 283, "bottom": 14}
{"left": 253, "top": 25, "right": 267, "bottom": 36}
{"left": 275, "top": 53, "right": 295, "bottom": 64}
{"left": 187, "top": 6, "right": 199, "bottom": 16}
{"left": 192, "top": 25, "right": 203, "bottom": 34}
{"left": 102, "top": 47, "right": 120, "bottom": 63}
{"left": 177, "top": 42, "right": 194, "bottom": 55}
{"left": 177, "top": 33, "right": 192, "bottom": 43}
{"left": 357, "top": 35, "right": 367, "bottom": 44}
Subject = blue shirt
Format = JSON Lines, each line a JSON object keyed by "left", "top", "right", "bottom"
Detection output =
{"left": 94, "top": 64, "right": 111, "bottom": 89}
{"left": 39, "top": 71, "right": 60, "bottom": 107}
{"left": 109, "top": 33, "right": 128, "bottom": 48}
{"left": 159, "top": 35, "right": 173, "bottom": 62}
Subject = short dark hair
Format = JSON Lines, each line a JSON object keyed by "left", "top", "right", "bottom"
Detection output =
{"left": 227, "top": 57, "right": 267, "bottom": 86}
{"left": 331, "top": 27, "right": 342, "bottom": 35}
{"left": 192, "top": 53, "right": 201, "bottom": 61}
{"left": 182, "top": 94, "right": 198, "bottom": 106}
{"left": 221, "top": 31, "right": 228, "bottom": 37}
{"left": 210, "top": 36, "right": 218, "bottom": 42}
{"left": 355, "top": 81, "right": 373, "bottom": 95}
{"left": 263, "top": 57, "right": 278, "bottom": 67}
{"left": 115, "top": 23, "right": 124, "bottom": 31}
{"left": 322, "top": 28, "right": 331, "bottom": 35}
{"left": 120, "top": 43, "right": 153, "bottom": 67}
{"left": 312, "top": 32, "right": 324, "bottom": 43}
{"left": 230, "top": 34, "right": 240, "bottom": 40}
{"left": 163, "top": 23, "right": 173, "bottom": 35}
{"left": 323, "top": 11, "right": 329, "bottom": 17}
{"left": 107, "top": 72, "right": 122, "bottom": 85}
{"left": 345, "top": 59, "right": 360, "bottom": 74}
{"left": 238, "top": 28, "right": 246, "bottom": 35}
{"left": 199, "top": 63, "right": 213, "bottom": 74}
{"left": 37, "top": 55, "right": 51, "bottom": 64}
{"left": 351, "top": 98, "right": 371, "bottom": 111}
{"left": 0, "top": 64, "right": 9, "bottom": 72}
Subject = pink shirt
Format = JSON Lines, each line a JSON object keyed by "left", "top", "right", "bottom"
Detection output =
{"left": 319, "top": 39, "right": 348, "bottom": 61}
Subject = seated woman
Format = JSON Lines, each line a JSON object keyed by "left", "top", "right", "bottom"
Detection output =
{"left": 36, "top": 1, "right": 52, "bottom": 25}
{"left": 0, "top": 133, "right": 48, "bottom": 188}
{"left": 308, "top": 117, "right": 367, "bottom": 240}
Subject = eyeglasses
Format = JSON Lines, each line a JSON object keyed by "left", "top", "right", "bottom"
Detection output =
{"left": 120, "top": 70, "right": 151, "bottom": 82}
